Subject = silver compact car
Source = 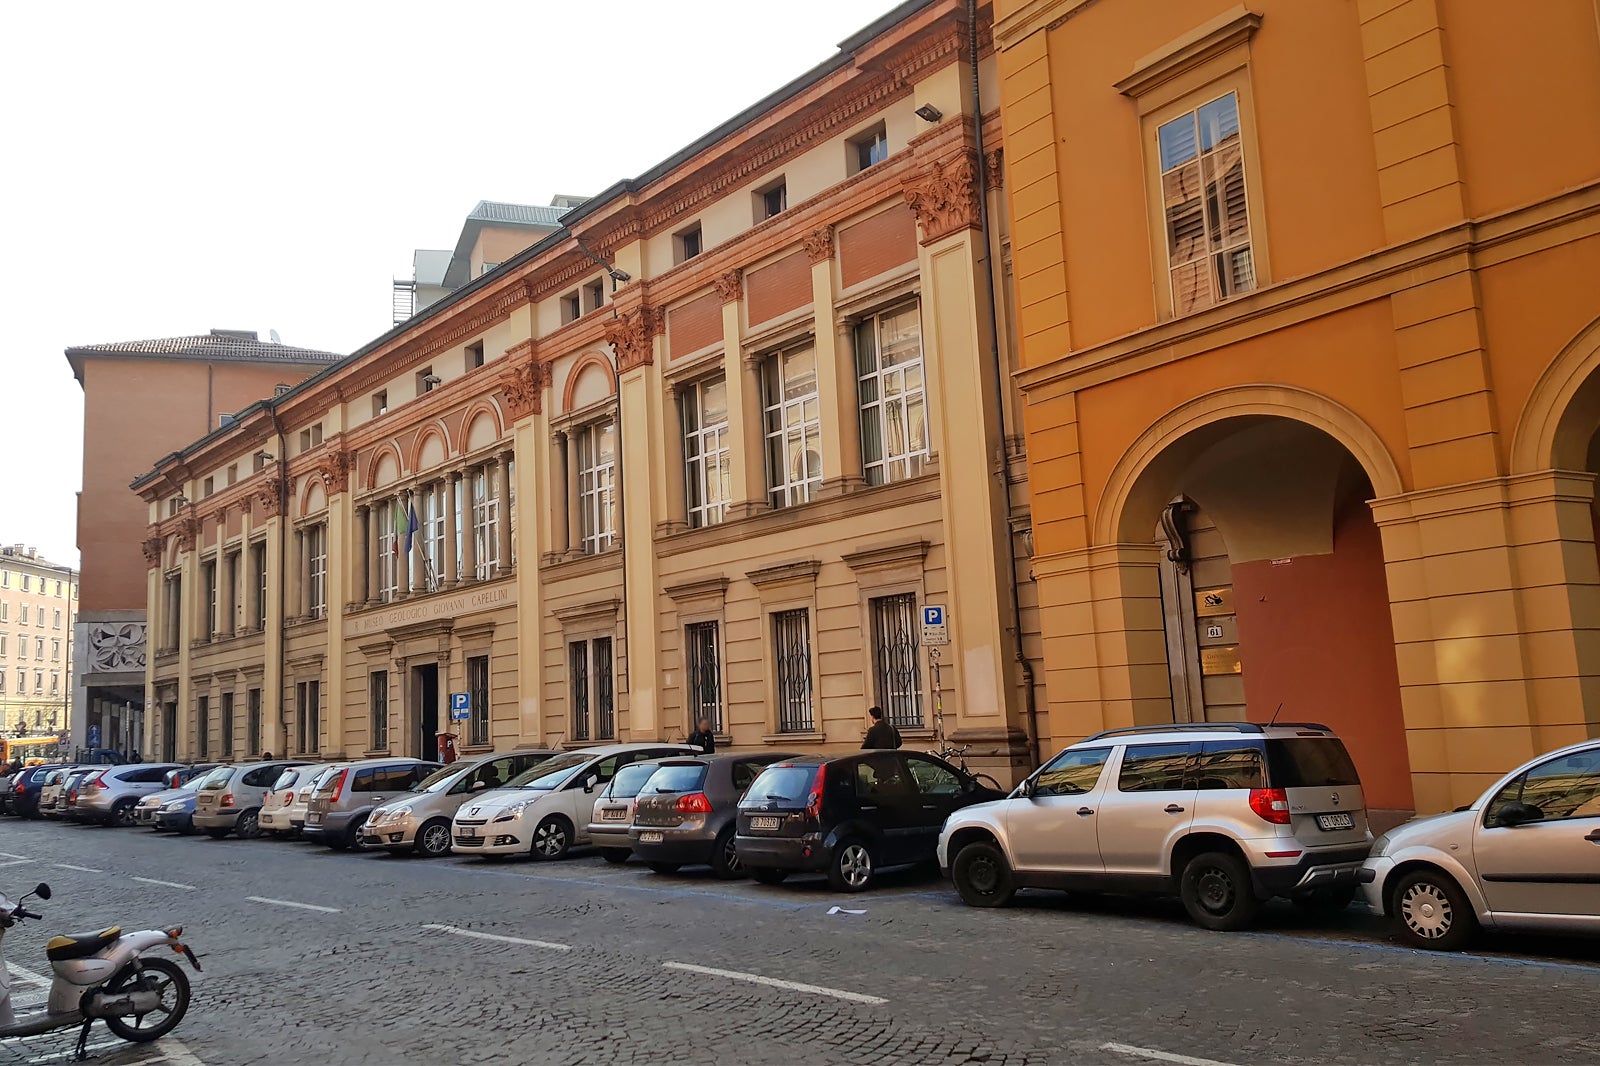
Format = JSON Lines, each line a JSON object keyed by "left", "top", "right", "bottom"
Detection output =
{"left": 363, "top": 751, "right": 558, "bottom": 857}
{"left": 1360, "top": 737, "right": 1600, "bottom": 951}
{"left": 259, "top": 765, "right": 322, "bottom": 836}
{"left": 194, "top": 760, "right": 307, "bottom": 839}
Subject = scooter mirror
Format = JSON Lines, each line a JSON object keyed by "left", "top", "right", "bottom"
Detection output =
{"left": 33, "top": 883, "right": 51, "bottom": 900}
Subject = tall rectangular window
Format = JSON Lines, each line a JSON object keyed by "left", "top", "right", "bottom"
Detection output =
{"left": 203, "top": 562, "right": 218, "bottom": 637}
{"left": 15, "top": 606, "right": 22, "bottom": 625}
{"left": 51, "top": 639, "right": 60, "bottom": 660}
{"left": 308, "top": 525, "right": 328, "bottom": 618}
{"left": 369, "top": 671, "right": 389, "bottom": 751}
{"left": 593, "top": 636, "right": 614, "bottom": 740}
{"left": 870, "top": 593, "right": 923, "bottom": 728}
{"left": 297, "top": 679, "right": 321, "bottom": 754}
{"left": 225, "top": 551, "right": 240, "bottom": 633}
{"left": 247, "top": 689, "right": 261, "bottom": 756}
{"left": 855, "top": 302, "right": 929, "bottom": 486}
{"left": 467, "top": 654, "right": 490, "bottom": 746}
{"left": 425, "top": 488, "right": 446, "bottom": 590}
{"left": 568, "top": 640, "right": 590, "bottom": 742}
{"left": 252, "top": 543, "right": 267, "bottom": 629}
{"left": 1158, "top": 91, "right": 1254, "bottom": 315}
{"left": 567, "top": 638, "right": 615, "bottom": 742}
{"left": 221, "top": 691, "right": 235, "bottom": 758}
{"left": 34, "top": 637, "right": 43, "bottom": 660}
{"left": 49, "top": 672, "right": 59, "bottom": 695}
{"left": 197, "top": 695, "right": 210, "bottom": 760}
{"left": 761, "top": 344, "right": 823, "bottom": 508}
{"left": 52, "top": 609, "right": 61, "bottom": 629}
{"left": 772, "top": 609, "right": 814, "bottom": 733}
{"left": 378, "top": 516, "right": 399, "bottom": 601}
{"left": 681, "top": 377, "right": 731, "bottom": 529}
{"left": 684, "top": 620, "right": 722, "bottom": 734}
{"left": 472, "top": 469, "right": 499, "bottom": 578}
{"left": 577, "top": 422, "right": 618, "bottom": 554}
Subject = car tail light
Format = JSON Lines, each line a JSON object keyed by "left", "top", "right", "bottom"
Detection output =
{"left": 86, "top": 772, "right": 108, "bottom": 791}
{"left": 675, "top": 792, "right": 713, "bottom": 814}
{"left": 14, "top": 783, "right": 23, "bottom": 794}
{"left": 1249, "top": 787, "right": 1291, "bottom": 825}
{"left": 220, "top": 793, "right": 235, "bottom": 808}
{"left": 329, "top": 769, "right": 349, "bottom": 803}
{"left": 284, "top": 791, "right": 294, "bottom": 805}
{"left": 805, "top": 764, "right": 827, "bottom": 819}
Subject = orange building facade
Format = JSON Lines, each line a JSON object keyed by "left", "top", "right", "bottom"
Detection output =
{"left": 996, "top": 0, "right": 1600, "bottom": 817}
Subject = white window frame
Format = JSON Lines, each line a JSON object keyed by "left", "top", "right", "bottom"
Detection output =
{"left": 472, "top": 469, "right": 499, "bottom": 579}
{"left": 1156, "top": 90, "right": 1256, "bottom": 315}
{"left": 378, "top": 521, "right": 399, "bottom": 602}
{"left": 855, "top": 301, "right": 930, "bottom": 486}
{"left": 576, "top": 421, "right": 618, "bottom": 555}
{"left": 762, "top": 343, "right": 823, "bottom": 508}
{"left": 309, "top": 524, "right": 328, "bottom": 618}
{"left": 681, "top": 377, "right": 731, "bottom": 529}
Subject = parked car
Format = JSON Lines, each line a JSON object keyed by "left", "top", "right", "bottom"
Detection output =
{"left": 194, "top": 760, "right": 307, "bottom": 839}
{"left": 363, "top": 750, "right": 557, "bottom": 857}
{"left": 631, "top": 753, "right": 796, "bottom": 877}
{"left": 164, "top": 764, "right": 218, "bottom": 789}
{"left": 279, "top": 764, "right": 345, "bottom": 837}
{"left": 738, "top": 751, "right": 1006, "bottom": 891}
{"left": 52, "top": 768, "right": 99, "bottom": 820}
{"left": 0, "top": 770, "right": 18, "bottom": 815}
{"left": 1360, "top": 737, "right": 1600, "bottom": 951}
{"left": 134, "top": 770, "right": 217, "bottom": 830}
{"left": 586, "top": 761, "right": 668, "bottom": 864}
{"left": 259, "top": 766, "right": 321, "bottom": 837}
{"left": 304, "top": 757, "right": 440, "bottom": 850}
{"left": 452, "top": 743, "right": 698, "bottom": 860}
{"left": 30, "top": 767, "right": 75, "bottom": 819}
{"left": 73, "top": 763, "right": 183, "bottom": 826}
{"left": 937, "top": 722, "right": 1372, "bottom": 930}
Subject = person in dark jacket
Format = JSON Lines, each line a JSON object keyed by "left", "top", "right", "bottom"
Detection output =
{"left": 861, "top": 706, "right": 901, "bottom": 750}
{"left": 687, "top": 718, "right": 716, "bottom": 754}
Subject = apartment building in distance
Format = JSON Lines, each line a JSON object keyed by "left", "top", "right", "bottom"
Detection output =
{"left": 995, "top": 0, "right": 1600, "bottom": 817}
{"left": 134, "top": 0, "right": 1046, "bottom": 780}
{"left": 66, "top": 330, "right": 342, "bottom": 757}
{"left": 0, "top": 545, "right": 77, "bottom": 737}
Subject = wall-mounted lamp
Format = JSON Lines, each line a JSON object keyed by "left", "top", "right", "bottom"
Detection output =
{"left": 255, "top": 450, "right": 275, "bottom": 463}
{"left": 173, "top": 493, "right": 188, "bottom": 508}
{"left": 421, "top": 374, "right": 442, "bottom": 387}
{"left": 606, "top": 268, "right": 631, "bottom": 284}
{"left": 914, "top": 103, "right": 943, "bottom": 123}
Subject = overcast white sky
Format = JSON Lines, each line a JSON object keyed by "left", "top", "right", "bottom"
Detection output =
{"left": 0, "top": 0, "right": 890, "bottom": 568}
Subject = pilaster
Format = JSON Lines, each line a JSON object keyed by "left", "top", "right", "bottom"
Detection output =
{"left": 619, "top": 352, "right": 665, "bottom": 740}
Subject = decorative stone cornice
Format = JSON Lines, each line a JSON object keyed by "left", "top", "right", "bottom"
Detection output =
{"left": 802, "top": 225, "right": 835, "bottom": 264}
{"left": 746, "top": 558, "right": 822, "bottom": 590}
{"left": 715, "top": 270, "right": 744, "bottom": 304}
{"left": 904, "top": 150, "right": 981, "bottom": 244}
{"left": 141, "top": 536, "right": 164, "bottom": 568}
{"left": 604, "top": 307, "right": 655, "bottom": 372}
{"left": 317, "top": 450, "right": 357, "bottom": 495}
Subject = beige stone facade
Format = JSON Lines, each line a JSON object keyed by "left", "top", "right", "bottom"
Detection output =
{"left": 137, "top": 2, "right": 1045, "bottom": 781}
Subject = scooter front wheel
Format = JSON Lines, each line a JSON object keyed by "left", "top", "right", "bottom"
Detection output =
{"left": 101, "top": 957, "right": 190, "bottom": 1043}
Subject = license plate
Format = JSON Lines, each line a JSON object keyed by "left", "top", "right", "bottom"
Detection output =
{"left": 198, "top": 798, "right": 213, "bottom": 808}
{"left": 602, "top": 808, "right": 627, "bottom": 822}
{"left": 639, "top": 831, "right": 663, "bottom": 844}
{"left": 459, "top": 826, "right": 480, "bottom": 838}
{"left": 1316, "top": 812, "right": 1355, "bottom": 831}
{"left": 307, "top": 812, "right": 322, "bottom": 824}
{"left": 749, "top": 816, "right": 781, "bottom": 831}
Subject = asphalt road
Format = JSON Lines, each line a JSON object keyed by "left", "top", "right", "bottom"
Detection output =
{"left": 1, "top": 817, "right": 1597, "bottom": 1066}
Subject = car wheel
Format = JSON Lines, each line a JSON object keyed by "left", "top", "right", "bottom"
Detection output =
{"left": 234, "top": 809, "right": 262, "bottom": 840}
{"left": 531, "top": 816, "right": 572, "bottom": 861}
{"left": 1179, "top": 850, "right": 1261, "bottom": 931}
{"left": 750, "top": 867, "right": 789, "bottom": 885}
{"left": 827, "top": 838, "right": 876, "bottom": 892}
{"left": 1392, "top": 868, "right": 1477, "bottom": 951}
{"left": 205, "top": 827, "right": 231, "bottom": 840}
{"left": 416, "top": 819, "right": 453, "bottom": 858}
{"left": 710, "top": 828, "right": 742, "bottom": 880}
{"left": 952, "top": 841, "right": 1016, "bottom": 908}
{"left": 599, "top": 848, "right": 630, "bottom": 865}
{"left": 344, "top": 815, "right": 370, "bottom": 851}
{"left": 648, "top": 862, "right": 681, "bottom": 875}
{"left": 111, "top": 800, "right": 139, "bottom": 828}
{"left": 1291, "top": 884, "right": 1357, "bottom": 916}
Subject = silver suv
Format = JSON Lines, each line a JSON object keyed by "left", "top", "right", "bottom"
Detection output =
{"left": 194, "top": 761, "right": 307, "bottom": 838}
{"left": 73, "top": 763, "right": 182, "bottom": 826}
{"left": 937, "top": 722, "right": 1372, "bottom": 930}
{"left": 305, "top": 757, "right": 440, "bottom": 850}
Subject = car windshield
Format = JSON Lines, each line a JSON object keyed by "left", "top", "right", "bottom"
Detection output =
{"left": 508, "top": 752, "right": 591, "bottom": 790}
{"left": 607, "top": 763, "right": 661, "bottom": 800}
{"left": 270, "top": 769, "right": 300, "bottom": 791}
{"left": 739, "top": 764, "right": 819, "bottom": 808}
{"left": 197, "top": 766, "right": 234, "bottom": 789}
{"left": 1266, "top": 738, "right": 1361, "bottom": 788}
{"left": 645, "top": 763, "right": 708, "bottom": 794}
{"left": 414, "top": 764, "right": 468, "bottom": 794}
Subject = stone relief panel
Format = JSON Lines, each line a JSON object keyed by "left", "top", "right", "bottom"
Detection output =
{"left": 88, "top": 620, "right": 147, "bottom": 673}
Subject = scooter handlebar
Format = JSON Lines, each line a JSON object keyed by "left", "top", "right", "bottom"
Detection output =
{"left": 11, "top": 906, "right": 40, "bottom": 921}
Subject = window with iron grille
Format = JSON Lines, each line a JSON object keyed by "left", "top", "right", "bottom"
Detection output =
{"left": 855, "top": 302, "right": 929, "bottom": 486}
{"left": 772, "top": 609, "right": 814, "bottom": 733}
{"left": 577, "top": 422, "right": 618, "bottom": 554}
{"left": 761, "top": 344, "right": 823, "bottom": 508}
{"left": 297, "top": 679, "right": 320, "bottom": 754}
{"left": 197, "top": 695, "right": 209, "bottom": 760}
{"left": 681, "top": 377, "right": 731, "bottom": 528}
{"left": 369, "top": 671, "right": 389, "bottom": 750}
{"left": 569, "top": 640, "right": 590, "bottom": 741}
{"left": 221, "top": 691, "right": 235, "bottom": 757}
{"left": 247, "top": 689, "right": 261, "bottom": 756}
{"left": 593, "top": 637, "right": 614, "bottom": 740}
{"left": 684, "top": 621, "right": 722, "bottom": 734}
{"left": 467, "top": 654, "right": 490, "bottom": 746}
{"left": 870, "top": 594, "right": 923, "bottom": 728}
{"left": 1158, "top": 91, "right": 1254, "bottom": 315}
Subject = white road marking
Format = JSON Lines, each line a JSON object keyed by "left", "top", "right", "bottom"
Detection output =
{"left": 50, "top": 863, "right": 101, "bottom": 873}
{"left": 246, "top": 895, "right": 340, "bottom": 913}
{"left": 422, "top": 923, "right": 571, "bottom": 951}
{"left": 1101, "top": 1042, "right": 1244, "bottom": 1066}
{"left": 661, "top": 960, "right": 887, "bottom": 1005}
{"left": 6, "top": 962, "right": 206, "bottom": 1064}
{"left": 0, "top": 851, "right": 33, "bottom": 860}
{"left": 131, "top": 875, "right": 196, "bottom": 890}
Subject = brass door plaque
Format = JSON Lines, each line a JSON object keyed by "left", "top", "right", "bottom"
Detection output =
{"left": 1195, "top": 587, "right": 1233, "bottom": 617}
{"left": 1199, "top": 645, "right": 1242, "bottom": 675}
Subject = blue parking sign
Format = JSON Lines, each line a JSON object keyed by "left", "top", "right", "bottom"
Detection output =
{"left": 449, "top": 692, "right": 471, "bottom": 722}
{"left": 922, "top": 606, "right": 944, "bottom": 627}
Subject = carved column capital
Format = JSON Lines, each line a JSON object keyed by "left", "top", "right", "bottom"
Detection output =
{"left": 903, "top": 149, "right": 981, "bottom": 245}
{"left": 141, "top": 536, "right": 165, "bottom": 568}
{"left": 318, "top": 450, "right": 357, "bottom": 494}
{"left": 802, "top": 225, "right": 835, "bottom": 264}
{"left": 715, "top": 270, "right": 744, "bottom": 303}
{"left": 603, "top": 306, "right": 655, "bottom": 372}
{"left": 498, "top": 358, "right": 543, "bottom": 421}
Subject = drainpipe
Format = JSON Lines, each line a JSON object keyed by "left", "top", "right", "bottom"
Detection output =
{"left": 970, "top": 0, "right": 1041, "bottom": 769}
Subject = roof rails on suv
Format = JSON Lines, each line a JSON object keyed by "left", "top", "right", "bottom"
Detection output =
{"left": 1080, "top": 721, "right": 1334, "bottom": 743}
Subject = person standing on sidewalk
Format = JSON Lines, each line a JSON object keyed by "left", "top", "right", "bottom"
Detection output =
{"left": 687, "top": 718, "right": 716, "bottom": 754}
{"left": 861, "top": 706, "right": 901, "bottom": 749}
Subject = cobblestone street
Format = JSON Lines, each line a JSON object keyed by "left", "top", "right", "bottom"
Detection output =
{"left": 2, "top": 819, "right": 1598, "bottom": 1065}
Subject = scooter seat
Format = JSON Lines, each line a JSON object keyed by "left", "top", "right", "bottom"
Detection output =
{"left": 45, "top": 926, "right": 122, "bottom": 961}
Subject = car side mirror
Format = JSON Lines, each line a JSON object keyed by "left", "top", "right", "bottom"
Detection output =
{"left": 1493, "top": 801, "right": 1543, "bottom": 828}
{"left": 1015, "top": 778, "right": 1035, "bottom": 800}
{"left": 470, "top": 780, "right": 489, "bottom": 792}
{"left": 583, "top": 775, "right": 599, "bottom": 793}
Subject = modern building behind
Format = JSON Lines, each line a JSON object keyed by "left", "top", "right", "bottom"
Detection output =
{"left": 0, "top": 545, "right": 77, "bottom": 738}
{"left": 136, "top": 0, "right": 1045, "bottom": 779}
{"left": 995, "top": 0, "right": 1600, "bottom": 817}
{"left": 66, "top": 330, "right": 342, "bottom": 757}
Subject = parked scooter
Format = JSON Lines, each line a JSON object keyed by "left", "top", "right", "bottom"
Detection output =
{"left": 0, "top": 883, "right": 200, "bottom": 1059}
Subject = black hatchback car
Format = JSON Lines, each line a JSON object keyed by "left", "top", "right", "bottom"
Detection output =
{"left": 630, "top": 753, "right": 796, "bottom": 878}
{"left": 736, "top": 751, "right": 1005, "bottom": 892}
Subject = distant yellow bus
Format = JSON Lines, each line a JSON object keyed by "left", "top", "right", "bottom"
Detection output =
{"left": 1, "top": 736, "right": 63, "bottom": 766}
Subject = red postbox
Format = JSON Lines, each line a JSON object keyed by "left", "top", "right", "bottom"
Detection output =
{"left": 436, "top": 731, "right": 458, "bottom": 764}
